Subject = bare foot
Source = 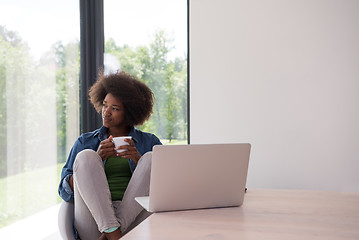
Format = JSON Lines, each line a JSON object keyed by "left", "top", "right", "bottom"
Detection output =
{"left": 104, "top": 228, "right": 123, "bottom": 240}
{"left": 98, "top": 233, "right": 107, "bottom": 240}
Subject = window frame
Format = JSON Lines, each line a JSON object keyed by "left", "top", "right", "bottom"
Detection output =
{"left": 79, "top": 0, "right": 190, "bottom": 142}
{"left": 79, "top": 0, "right": 104, "bottom": 133}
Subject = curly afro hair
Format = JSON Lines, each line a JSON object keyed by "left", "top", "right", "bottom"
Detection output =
{"left": 89, "top": 71, "right": 154, "bottom": 127}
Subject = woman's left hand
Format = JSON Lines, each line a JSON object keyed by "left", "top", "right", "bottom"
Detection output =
{"left": 116, "top": 138, "right": 141, "bottom": 164}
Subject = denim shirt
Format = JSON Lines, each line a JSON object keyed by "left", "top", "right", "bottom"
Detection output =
{"left": 58, "top": 126, "right": 162, "bottom": 202}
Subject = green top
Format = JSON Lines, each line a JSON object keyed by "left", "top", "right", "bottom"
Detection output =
{"left": 104, "top": 156, "right": 132, "bottom": 201}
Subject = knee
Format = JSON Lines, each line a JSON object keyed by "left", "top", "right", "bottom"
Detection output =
{"left": 138, "top": 151, "right": 152, "bottom": 169}
{"left": 73, "top": 149, "right": 102, "bottom": 172}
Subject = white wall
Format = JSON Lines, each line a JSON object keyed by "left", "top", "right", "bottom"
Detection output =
{"left": 190, "top": 0, "right": 359, "bottom": 192}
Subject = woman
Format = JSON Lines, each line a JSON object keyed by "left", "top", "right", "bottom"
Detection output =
{"left": 58, "top": 71, "right": 162, "bottom": 240}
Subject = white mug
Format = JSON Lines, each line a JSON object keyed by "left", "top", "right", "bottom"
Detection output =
{"left": 112, "top": 136, "right": 132, "bottom": 153}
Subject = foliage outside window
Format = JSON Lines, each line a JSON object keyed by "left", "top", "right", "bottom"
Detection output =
{"left": 105, "top": 30, "right": 187, "bottom": 143}
{"left": 0, "top": 24, "right": 80, "bottom": 228}
{"left": 104, "top": 0, "right": 188, "bottom": 144}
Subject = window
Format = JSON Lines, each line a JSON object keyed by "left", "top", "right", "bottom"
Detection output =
{"left": 0, "top": 0, "right": 187, "bottom": 235}
{"left": 104, "top": 0, "right": 188, "bottom": 144}
{"left": 0, "top": 0, "right": 80, "bottom": 228}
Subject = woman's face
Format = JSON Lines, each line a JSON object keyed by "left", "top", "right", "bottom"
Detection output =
{"left": 102, "top": 93, "right": 126, "bottom": 129}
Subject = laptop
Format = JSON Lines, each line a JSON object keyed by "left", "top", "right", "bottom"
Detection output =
{"left": 135, "top": 143, "right": 251, "bottom": 212}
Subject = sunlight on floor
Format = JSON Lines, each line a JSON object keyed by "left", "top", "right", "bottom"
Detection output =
{"left": 0, "top": 204, "right": 62, "bottom": 240}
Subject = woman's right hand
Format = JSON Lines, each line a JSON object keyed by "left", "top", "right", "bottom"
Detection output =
{"left": 97, "top": 135, "right": 116, "bottom": 161}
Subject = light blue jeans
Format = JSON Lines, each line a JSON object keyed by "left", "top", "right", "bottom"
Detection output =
{"left": 73, "top": 149, "right": 152, "bottom": 240}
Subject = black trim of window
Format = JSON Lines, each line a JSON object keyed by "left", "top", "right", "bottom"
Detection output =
{"left": 79, "top": 0, "right": 104, "bottom": 133}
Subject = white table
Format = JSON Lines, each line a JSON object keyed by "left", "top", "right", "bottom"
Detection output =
{"left": 123, "top": 189, "right": 359, "bottom": 240}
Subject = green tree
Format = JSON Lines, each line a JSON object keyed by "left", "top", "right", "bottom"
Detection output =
{"left": 0, "top": 32, "right": 7, "bottom": 177}
{"left": 54, "top": 41, "right": 67, "bottom": 163}
{"left": 53, "top": 40, "right": 80, "bottom": 163}
{"left": 0, "top": 25, "right": 33, "bottom": 177}
{"left": 0, "top": 25, "right": 80, "bottom": 175}
{"left": 105, "top": 30, "right": 187, "bottom": 142}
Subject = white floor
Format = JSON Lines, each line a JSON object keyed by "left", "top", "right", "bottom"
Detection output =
{"left": 0, "top": 204, "right": 62, "bottom": 240}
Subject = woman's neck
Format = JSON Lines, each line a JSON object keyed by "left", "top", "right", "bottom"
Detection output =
{"left": 107, "top": 126, "right": 131, "bottom": 137}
